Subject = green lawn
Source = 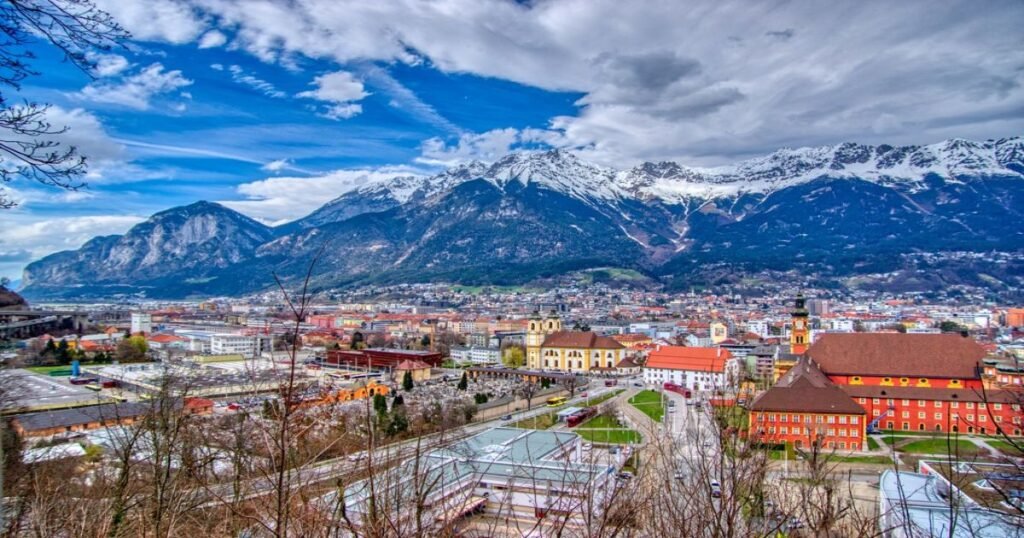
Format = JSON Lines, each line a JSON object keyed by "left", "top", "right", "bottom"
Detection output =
{"left": 579, "top": 415, "right": 621, "bottom": 429}
{"left": 898, "top": 439, "right": 983, "bottom": 456}
{"left": 986, "top": 439, "right": 1024, "bottom": 456}
{"left": 867, "top": 437, "right": 880, "bottom": 451}
{"left": 25, "top": 365, "right": 74, "bottom": 375}
{"left": 831, "top": 455, "right": 894, "bottom": 464}
{"left": 511, "top": 412, "right": 558, "bottom": 430}
{"left": 576, "top": 428, "right": 641, "bottom": 444}
{"left": 576, "top": 414, "right": 641, "bottom": 444}
{"left": 628, "top": 390, "right": 666, "bottom": 422}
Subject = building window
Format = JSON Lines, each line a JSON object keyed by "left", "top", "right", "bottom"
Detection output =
{"left": 934, "top": 413, "right": 942, "bottom": 420}
{"left": 839, "top": 416, "right": 847, "bottom": 424}
{"left": 951, "top": 402, "right": 959, "bottom": 409}
{"left": 966, "top": 402, "right": 975, "bottom": 409}
{"left": 902, "top": 399, "right": 910, "bottom": 406}
{"left": 859, "top": 398, "right": 867, "bottom": 404}
{"left": 851, "top": 417, "right": 859, "bottom": 424}
{"left": 918, "top": 412, "right": 925, "bottom": 419}
{"left": 827, "top": 416, "right": 835, "bottom": 424}
{"left": 873, "top": 398, "right": 880, "bottom": 404}
{"left": 918, "top": 400, "right": 925, "bottom": 407}
{"left": 902, "top": 411, "right": 909, "bottom": 418}
{"left": 902, "top": 422, "right": 909, "bottom": 430}
{"left": 994, "top": 404, "right": 1003, "bottom": 410}
{"left": 934, "top": 401, "right": 942, "bottom": 408}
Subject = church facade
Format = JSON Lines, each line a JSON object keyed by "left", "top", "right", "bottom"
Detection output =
{"left": 525, "top": 311, "right": 625, "bottom": 373}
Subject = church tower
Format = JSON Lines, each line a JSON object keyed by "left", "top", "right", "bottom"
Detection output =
{"left": 526, "top": 311, "right": 544, "bottom": 369}
{"left": 790, "top": 292, "right": 810, "bottom": 354}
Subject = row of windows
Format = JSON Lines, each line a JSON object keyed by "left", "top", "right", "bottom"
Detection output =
{"left": 857, "top": 397, "right": 1009, "bottom": 411}
{"left": 768, "top": 427, "right": 859, "bottom": 437}
{"left": 759, "top": 414, "right": 860, "bottom": 425}
{"left": 542, "top": 359, "right": 615, "bottom": 369}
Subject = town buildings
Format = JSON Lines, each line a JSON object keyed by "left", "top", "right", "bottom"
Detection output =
{"left": 642, "top": 346, "right": 736, "bottom": 391}
{"left": 750, "top": 331, "right": 1024, "bottom": 450}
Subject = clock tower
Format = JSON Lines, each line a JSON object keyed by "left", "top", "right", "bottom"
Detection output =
{"left": 790, "top": 293, "right": 810, "bottom": 354}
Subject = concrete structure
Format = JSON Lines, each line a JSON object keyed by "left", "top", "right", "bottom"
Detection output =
{"left": 878, "top": 470, "right": 1020, "bottom": 538}
{"left": 335, "top": 428, "right": 618, "bottom": 530}
{"left": 131, "top": 312, "right": 152, "bottom": 334}
{"left": 210, "top": 333, "right": 271, "bottom": 357}
{"left": 450, "top": 346, "right": 502, "bottom": 364}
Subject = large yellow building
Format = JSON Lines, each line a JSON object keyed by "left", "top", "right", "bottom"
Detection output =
{"left": 526, "top": 310, "right": 625, "bottom": 373}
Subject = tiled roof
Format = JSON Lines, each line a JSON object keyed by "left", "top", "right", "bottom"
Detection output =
{"left": 749, "top": 358, "right": 865, "bottom": 414}
{"left": 395, "top": 359, "right": 432, "bottom": 370}
{"left": 808, "top": 333, "right": 985, "bottom": 379}
{"left": 644, "top": 346, "right": 730, "bottom": 372}
{"left": 541, "top": 331, "right": 624, "bottom": 350}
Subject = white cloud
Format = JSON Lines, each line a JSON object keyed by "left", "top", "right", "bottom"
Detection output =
{"left": 87, "top": 52, "right": 131, "bottom": 77}
{"left": 78, "top": 63, "right": 193, "bottom": 110}
{"left": 226, "top": 65, "right": 286, "bottom": 98}
{"left": 221, "top": 167, "right": 425, "bottom": 223}
{"left": 297, "top": 71, "right": 368, "bottom": 120}
{"left": 261, "top": 158, "right": 291, "bottom": 173}
{"left": 113, "top": 0, "right": 1021, "bottom": 165}
{"left": 198, "top": 30, "right": 228, "bottom": 49}
{"left": 417, "top": 128, "right": 522, "bottom": 166}
{"left": 93, "top": 0, "right": 206, "bottom": 44}
{"left": 0, "top": 213, "right": 145, "bottom": 279}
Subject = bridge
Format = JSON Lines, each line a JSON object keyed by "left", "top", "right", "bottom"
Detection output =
{"left": 0, "top": 310, "right": 89, "bottom": 338}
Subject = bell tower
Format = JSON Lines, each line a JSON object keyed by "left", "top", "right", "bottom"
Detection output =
{"left": 790, "top": 292, "right": 810, "bottom": 354}
{"left": 526, "top": 310, "right": 544, "bottom": 368}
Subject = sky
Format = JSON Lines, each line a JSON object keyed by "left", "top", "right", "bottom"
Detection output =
{"left": 0, "top": 0, "right": 1022, "bottom": 282}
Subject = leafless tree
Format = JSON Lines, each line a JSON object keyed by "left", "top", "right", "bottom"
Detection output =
{"left": 0, "top": 0, "right": 128, "bottom": 207}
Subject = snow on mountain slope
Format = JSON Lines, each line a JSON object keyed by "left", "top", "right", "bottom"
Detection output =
{"left": 296, "top": 136, "right": 1024, "bottom": 229}
{"left": 620, "top": 136, "right": 1024, "bottom": 203}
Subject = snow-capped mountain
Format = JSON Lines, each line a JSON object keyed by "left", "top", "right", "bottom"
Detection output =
{"left": 21, "top": 137, "right": 1024, "bottom": 299}
{"left": 621, "top": 137, "right": 1024, "bottom": 202}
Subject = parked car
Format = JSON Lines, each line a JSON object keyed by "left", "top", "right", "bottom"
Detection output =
{"left": 616, "top": 471, "right": 634, "bottom": 480}
{"left": 632, "top": 382, "right": 643, "bottom": 387}
{"left": 500, "top": 414, "right": 513, "bottom": 420}
{"left": 710, "top": 480, "right": 722, "bottom": 498}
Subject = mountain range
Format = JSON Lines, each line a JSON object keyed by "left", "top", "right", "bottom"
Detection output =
{"left": 20, "top": 136, "right": 1024, "bottom": 299}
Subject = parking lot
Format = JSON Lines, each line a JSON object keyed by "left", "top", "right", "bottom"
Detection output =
{"left": 0, "top": 369, "right": 112, "bottom": 411}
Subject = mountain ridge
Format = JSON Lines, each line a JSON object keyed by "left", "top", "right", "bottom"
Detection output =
{"left": 20, "top": 136, "right": 1024, "bottom": 299}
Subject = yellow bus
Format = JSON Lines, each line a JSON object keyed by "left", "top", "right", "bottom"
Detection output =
{"left": 546, "top": 396, "right": 568, "bottom": 407}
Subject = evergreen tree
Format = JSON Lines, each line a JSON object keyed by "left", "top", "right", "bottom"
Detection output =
{"left": 56, "top": 340, "right": 71, "bottom": 365}
{"left": 457, "top": 371, "right": 468, "bottom": 391}
{"left": 402, "top": 370, "right": 414, "bottom": 392}
{"left": 373, "top": 393, "right": 388, "bottom": 415}
{"left": 541, "top": 377, "right": 551, "bottom": 389}
{"left": 392, "top": 394, "right": 405, "bottom": 407}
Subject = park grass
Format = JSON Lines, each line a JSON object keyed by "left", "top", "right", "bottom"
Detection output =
{"left": 867, "top": 436, "right": 880, "bottom": 451}
{"left": 830, "top": 455, "right": 894, "bottom": 464}
{"left": 576, "top": 414, "right": 641, "bottom": 444}
{"left": 628, "top": 390, "right": 666, "bottom": 422}
{"left": 25, "top": 365, "right": 73, "bottom": 375}
{"left": 898, "top": 439, "right": 983, "bottom": 457}
{"left": 986, "top": 439, "right": 1024, "bottom": 456}
{"left": 510, "top": 412, "right": 558, "bottom": 430}
{"left": 576, "top": 429, "right": 641, "bottom": 444}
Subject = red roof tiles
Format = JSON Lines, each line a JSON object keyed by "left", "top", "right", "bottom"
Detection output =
{"left": 645, "top": 346, "right": 730, "bottom": 372}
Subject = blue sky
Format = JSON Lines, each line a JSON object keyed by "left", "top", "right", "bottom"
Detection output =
{"left": 1, "top": 0, "right": 1022, "bottom": 281}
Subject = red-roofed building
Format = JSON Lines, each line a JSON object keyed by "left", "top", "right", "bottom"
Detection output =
{"left": 643, "top": 345, "right": 737, "bottom": 391}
